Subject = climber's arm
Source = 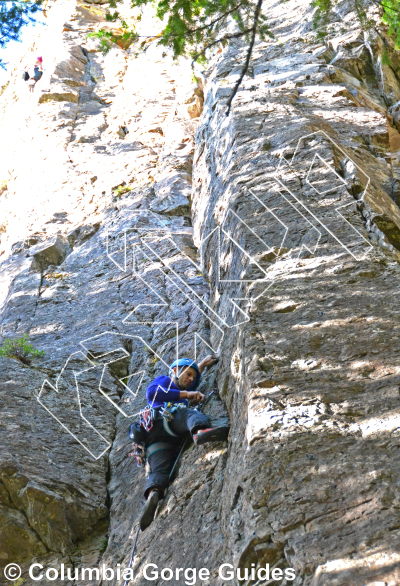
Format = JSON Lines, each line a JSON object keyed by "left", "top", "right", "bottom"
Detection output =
{"left": 197, "top": 354, "right": 218, "bottom": 374}
{"left": 146, "top": 376, "right": 190, "bottom": 405}
{"left": 179, "top": 390, "right": 204, "bottom": 402}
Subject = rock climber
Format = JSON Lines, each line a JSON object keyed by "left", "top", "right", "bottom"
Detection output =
{"left": 23, "top": 56, "right": 43, "bottom": 92}
{"left": 128, "top": 355, "right": 230, "bottom": 531}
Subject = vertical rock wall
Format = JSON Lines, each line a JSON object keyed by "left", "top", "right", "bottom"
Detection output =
{"left": 0, "top": 1, "right": 212, "bottom": 584}
{"left": 191, "top": 1, "right": 400, "bottom": 585}
{"left": 1, "top": 0, "right": 400, "bottom": 585}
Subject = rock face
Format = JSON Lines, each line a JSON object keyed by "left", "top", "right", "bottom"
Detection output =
{"left": 1, "top": 0, "right": 400, "bottom": 585}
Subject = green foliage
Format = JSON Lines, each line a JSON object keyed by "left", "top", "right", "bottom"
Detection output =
{"left": 381, "top": 0, "right": 400, "bottom": 48}
{"left": 87, "top": 27, "right": 138, "bottom": 55}
{"left": 0, "top": 334, "right": 44, "bottom": 365}
{"left": 113, "top": 184, "right": 131, "bottom": 196}
{"left": 104, "top": 0, "right": 272, "bottom": 63}
{"left": 88, "top": 0, "right": 272, "bottom": 113}
{"left": 87, "top": 6, "right": 137, "bottom": 55}
{"left": 99, "top": 536, "right": 108, "bottom": 554}
{"left": 312, "top": 0, "right": 333, "bottom": 36}
{"left": 381, "top": 48, "right": 392, "bottom": 65}
{"left": 0, "top": 1, "right": 43, "bottom": 69}
{"left": 312, "top": 0, "right": 400, "bottom": 46}
{"left": 130, "top": 0, "right": 272, "bottom": 61}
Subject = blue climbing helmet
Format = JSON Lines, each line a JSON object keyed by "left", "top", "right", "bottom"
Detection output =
{"left": 169, "top": 358, "right": 200, "bottom": 389}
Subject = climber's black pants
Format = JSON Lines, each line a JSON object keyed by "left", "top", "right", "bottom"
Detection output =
{"left": 144, "top": 448, "right": 180, "bottom": 498}
{"left": 169, "top": 407, "right": 210, "bottom": 436}
{"left": 144, "top": 407, "right": 210, "bottom": 498}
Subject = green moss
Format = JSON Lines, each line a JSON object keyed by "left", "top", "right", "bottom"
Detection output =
{"left": 99, "top": 536, "right": 108, "bottom": 553}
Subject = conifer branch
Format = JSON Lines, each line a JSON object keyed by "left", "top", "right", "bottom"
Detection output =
{"left": 225, "top": 0, "right": 263, "bottom": 115}
{"left": 186, "top": 2, "right": 247, "bottom": 36}
{"left": 191, "top": 27, "right": 253, "bottom": 61}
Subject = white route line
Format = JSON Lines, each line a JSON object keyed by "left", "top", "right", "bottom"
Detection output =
{"left": 274, "top": 130, "right": 373, "bottom": 261}
{"left": 274, "top": 177, "right": 371, "bottom": 261}
{"left": 37, "top": 325, "right": 180, "bottom": 457}
{"left": 81, "top": 328, "right": 179, "bottom": 413}
{"left": 37, "top": 351, "right": 112, "bottom": 460}
{"left": 139, "top": 240, "right": 228, "bottom": 345}
{"left": 219, "top": 209, "right": 270, "bottom": 283}
{"left": 305, "top": 152, "right": 348, "bottom": 196}
{"left": 39, "top": 128, "right": 375, "bottom": 458}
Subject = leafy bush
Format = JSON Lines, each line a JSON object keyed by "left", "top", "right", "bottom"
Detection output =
{"left": 87, "top": 13, "right": 138, "bottom": 55}
{"left": 129, "top": 0, "right": 272, "bottom": 61}
{"left": 381, "top": 0, "right": 400, "bottom": 48}
{"left": 113, "top": 184, "right": 131, "bottom": 196}
{"left": 0, "top": 334, "right": 44, "bottom": 365}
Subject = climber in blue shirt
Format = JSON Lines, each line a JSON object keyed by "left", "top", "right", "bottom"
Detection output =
{"left": 146, "top": 370, "right": 199, "bottom": 408}
{"left": 128, "top": 355, "right": 230, "bottom": 531}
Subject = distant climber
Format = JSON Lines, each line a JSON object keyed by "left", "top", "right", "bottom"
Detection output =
{"left": 128, "top": 355, "right": 230, "bottom": 531}
{"left": 22, "top": 56, "right": 43, "bottom": 92}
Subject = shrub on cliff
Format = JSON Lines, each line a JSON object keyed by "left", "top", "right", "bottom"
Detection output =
{"left": 0, "top": 334, "right": 44, "bottom": 365}
{"left": 381, "top": 0, "right": 400, "bottom": 48}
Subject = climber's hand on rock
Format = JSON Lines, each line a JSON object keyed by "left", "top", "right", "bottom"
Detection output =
{"left": 187, "top": 391, "right": 205, "bottom": 404}
{"left": 198, "top": 355, "right": 218, "bottom": 373}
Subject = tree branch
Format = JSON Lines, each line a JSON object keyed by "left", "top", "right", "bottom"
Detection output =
{"left": 226, "top": 0, "right": 263, "bottom": 115}
{"left": 371, "top": 0, "right": 400, "bottom": 16}
{"left": 185, "top": 1, "right": 247, "bottom": 36}
{"left": 191, "top": 27, "right": 253, "bottom": 62}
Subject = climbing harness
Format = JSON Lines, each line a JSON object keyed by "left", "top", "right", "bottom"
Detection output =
{"left": 122, "top": 390, "right": 216, "bottom": 586}
{"left": 136, "top": 400, "right": 186, "bottom": 433}
{"left": 146, "top": 441, "right": 176, "bottom": 459}
{"left": 160, "top": 401, "right": 187, "bottom": 437}
{"left": 159, "top": 401, "right": 187, "bottom": 421}
{"left": 128, "top": 402, "right": 188, "bottom": 465}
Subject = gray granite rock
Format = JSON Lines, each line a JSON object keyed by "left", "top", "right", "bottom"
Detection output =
{"left": 1, "top": 0, "right": 400, "bottom": 585}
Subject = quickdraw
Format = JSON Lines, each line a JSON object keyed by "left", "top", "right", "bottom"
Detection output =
{"left": 129, "top": 443, "right": 146, "bottom": 467}
{"left": 159, "top": 401, "right": 187, "bottom": 422}
{"left": 138, "top": 406, "right": 156, "bottom": 431}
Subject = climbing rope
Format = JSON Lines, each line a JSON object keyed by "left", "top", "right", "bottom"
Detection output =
{"left": 123, "top": 526, "right": 141, "bottom": 586}
{"left": 121, "top": 390, "right": 216, "bottom": 585}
